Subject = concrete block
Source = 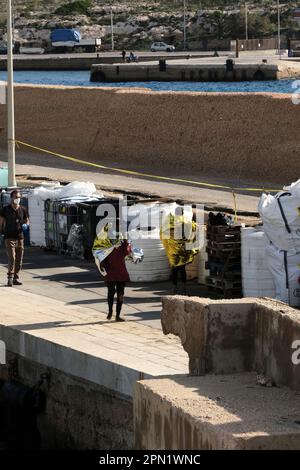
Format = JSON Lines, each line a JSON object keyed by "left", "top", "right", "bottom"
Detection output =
{"left": 134, "top": 374, "right": 300, "bottom": 450}
{"left": 162, "top": 296, "right": 255, "bottom": 376}
{"left": 162, "top": 296, "right": 300, "bottom": 390}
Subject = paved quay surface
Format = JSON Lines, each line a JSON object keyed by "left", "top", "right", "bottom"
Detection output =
{"left": 0, "top": 247, "right": 194, "bottom": 393}
{"left": 0, "top": 247, "right": 207, "bottom": 329}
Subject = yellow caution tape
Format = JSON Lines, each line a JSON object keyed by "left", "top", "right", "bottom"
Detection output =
{"left": 15, "top": 140, "right": 281, "bottom": 195}
{"left": 15, "top": 139, "right": 282, "bottom": 221}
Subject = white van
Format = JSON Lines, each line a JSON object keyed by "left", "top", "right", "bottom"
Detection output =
{"left": 150, "top": 42, "right": 175, "bottom": 52}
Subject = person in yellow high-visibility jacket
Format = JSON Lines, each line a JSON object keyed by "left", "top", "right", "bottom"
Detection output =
{"left": 160, "top": 208, "right": 199, "bottom": 295}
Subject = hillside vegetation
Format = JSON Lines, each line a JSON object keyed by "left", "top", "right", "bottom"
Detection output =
{"left": 0, "top": 1, "right": 299, "bottom": 50}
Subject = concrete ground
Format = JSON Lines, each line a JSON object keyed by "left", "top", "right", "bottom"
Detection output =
{"left": 0, "top": 49, "right": 287, "bottom": 63}
{"left": 0, "top": 246, "right": 193, "bottom": 394}
{"left": 0, "top": 148, "right": 264, "bottom": 216}
{"left": 0, "top": 246, "right": 208, "bottom": 330}
{"left": 135, "top": 373, "right": 300, "bottom": 449}
{"left": 130, "top": 53, "right": 292, "bottom": 67}
{"left": 0, "top": 51, "right": 223, "bottom": 61}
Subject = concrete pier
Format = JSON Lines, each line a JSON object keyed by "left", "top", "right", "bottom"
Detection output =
{"left": 0, "top": 280, "right": 188, "bottom": 448}
{"left": 134, "top": 373, "right": 300, "bottom": 450}
{"left": 0, "top": 52, "right": 213, "bottom": 72}
{"left": 90, "top": 58, "right": 300, "bottom": 82}
{"left": 134, "top": 297, "right": 300, "bottom": 450}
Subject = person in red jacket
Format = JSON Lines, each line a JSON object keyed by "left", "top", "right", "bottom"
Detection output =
{"left": 102, "top": 238, "right": 131, "bottom": 322}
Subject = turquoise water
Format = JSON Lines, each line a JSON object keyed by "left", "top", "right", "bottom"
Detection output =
{"left": 0, "top": 70, "right": 296, "bottom": 93}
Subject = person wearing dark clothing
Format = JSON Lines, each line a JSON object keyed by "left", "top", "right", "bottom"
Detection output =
{"left": 171, "top": 265, "right": 187, "bottom": 294}
{"left": 102, "top": 239, "right": 131, "bottom": 322}
{"left": 0, "top": 190, "right": 29, "bottom": 286}
{"left": 128, "top": 51, "right": 138, "bottom": 62}
{"left": 121, "top": 50, "right": 126, "bottom": 61}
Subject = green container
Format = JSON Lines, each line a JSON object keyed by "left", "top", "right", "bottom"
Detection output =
{"left": 0, "top": 168, "right": 8, "bottom": 187}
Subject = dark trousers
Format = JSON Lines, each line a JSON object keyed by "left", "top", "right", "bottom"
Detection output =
{"left": 107, "top": 281, "right": 125, "bottom": 317}
{"left": 171, "top": 265, "right": 187, "bottom": 286}
{"left": 5, "top": 239, "right": 24, "bottom": 279}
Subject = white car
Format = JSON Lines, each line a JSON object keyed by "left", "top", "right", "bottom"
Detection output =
{"left": 150, "top": 42, "right": 175, "bottom": 52}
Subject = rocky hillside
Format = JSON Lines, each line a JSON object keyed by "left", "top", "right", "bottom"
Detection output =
{"left": 0, "top": 1, "right": 299, "bottom": 50}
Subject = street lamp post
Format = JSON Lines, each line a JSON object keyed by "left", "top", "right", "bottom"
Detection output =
{"left": 245, "top": 3, "right": 248, "bottom": 41}
{"left": 7, "top": 0, "right": 16, "bottom": 187}
{"left": 183, "top": 0, "right": 187, "bottom": 51}
{"left": 110, "top": 7, "right": 114, "bottom": 52}
{"left": 277, "top": 0, "right": 281, "bottom": 57}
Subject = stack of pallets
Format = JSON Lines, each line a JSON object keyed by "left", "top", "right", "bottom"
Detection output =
{"left": 205, "top": 224, "right": 242, "bottom": 298}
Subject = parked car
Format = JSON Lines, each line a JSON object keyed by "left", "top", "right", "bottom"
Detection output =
{"left": 150, "top": 42, "right": 175, "bottom": 52}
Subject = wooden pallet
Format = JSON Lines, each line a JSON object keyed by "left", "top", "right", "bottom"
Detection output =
{"left": 206, "top": 247, "right": 241, "bottom": 261}
{"left": 207, "top": 269, "right": 241, "bottom": 281}
{"left": 208, "top": 232, "right": 241, "bottom": 243}
{"left": 206, "top": 224, "right": 242, "bottom": 298}
{"left": 207, "top": 225, "right": 241, "bottom": 235}
{"left": 207, "top": 285, "right": 242, "bottom": 299}
{"left": 207, "top": 240, "right": 241, "bottom": 251}
{"left": 206, "top": 276, "right": 242, "bottom": 290}
{"left": 207, "top": 223, "right": 241, "bottom": 233}
{"left": 205, "top": 260, "right": 241, "bottom": 271}
{"left": 207, "top": 226, "right": 241, "bottom": 242}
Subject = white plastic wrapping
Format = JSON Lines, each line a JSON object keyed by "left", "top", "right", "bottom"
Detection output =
{"left": 122, "top": 202, "right": 192, "bottom": 232}
{"left": 28, "top": 181, "right": 102, "bottom": 247}
{"left": 58, "top": 182, "right": 97, "bottom": 200}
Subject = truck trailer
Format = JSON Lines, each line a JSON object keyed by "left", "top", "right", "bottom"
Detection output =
{"left": 50, "top": 29, "right": 101, "bottom": 53}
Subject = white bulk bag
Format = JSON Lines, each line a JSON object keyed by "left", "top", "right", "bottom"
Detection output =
{"left": 258, "top": 191, "right": 300, "bottom": 252}
{"left": 28, "top": 183, "right": 61, "bottom": 247}
{"left": 265, "top": 243, "right": 300, "bottom": 307}
{"left": 284, "top": 179, "right": 300, "bottom": 199}
{"left": 241, "top": 227, "right": 276, "bottom": 299}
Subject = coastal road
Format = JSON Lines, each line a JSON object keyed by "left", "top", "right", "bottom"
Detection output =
{"left": 0, "top": 51, "right": 225, "bottom": 60}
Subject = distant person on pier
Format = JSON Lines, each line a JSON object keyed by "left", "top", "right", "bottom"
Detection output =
{"left": 128, "top": 51, "right": 138, "bottom": 62}
{"left": 0, "top": 190, "right": 29, "bottom": 287}
{"left": 122, "top": 50, "right": 126, "bottom": 61}
{"left": 93, "top": 224, "right": 131, "bottom": 322}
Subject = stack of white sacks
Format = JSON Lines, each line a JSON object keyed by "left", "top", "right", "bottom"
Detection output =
{"left": 28, "top": 181, "right": 102, "bottom": 247}
{"left": 124, "top": 202, "right": 179, "bottom": 282}
{"left": 124, "top": 202, "right": 198, "bottom": 283}
{"left": 28, "top": 182, "right": 61, "bottom": 247}
{"left": 258, "top": 179, "right": 300, "bottom": 307}
{"left": 241, "top": 227, "right": 276, "bottom": 299}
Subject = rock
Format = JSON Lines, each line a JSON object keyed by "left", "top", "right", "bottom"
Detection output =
{"left": 0, "top": 1, "right": 209, "bottom": 50}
